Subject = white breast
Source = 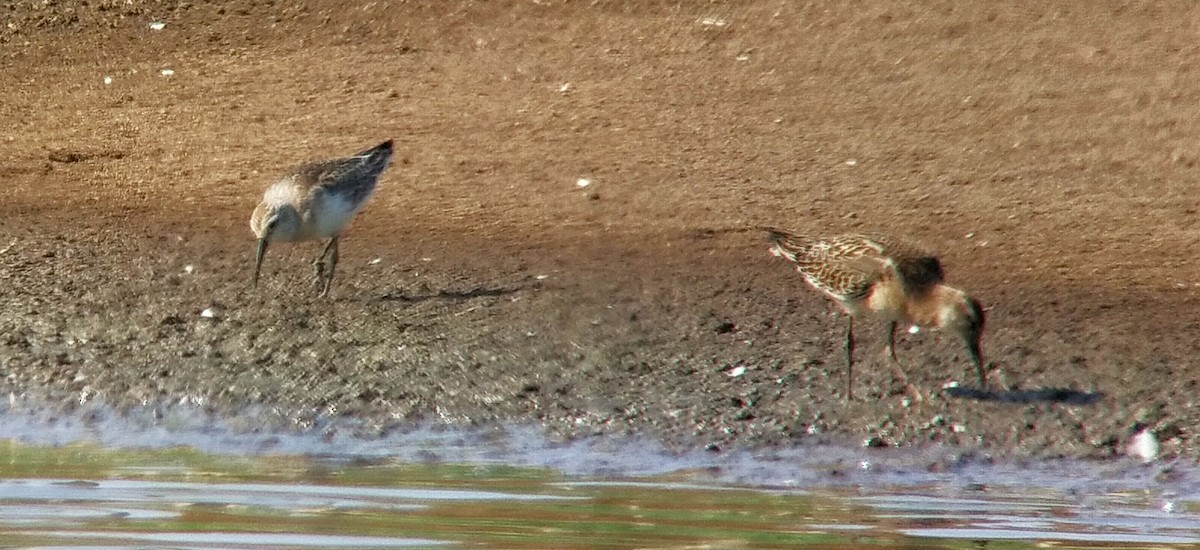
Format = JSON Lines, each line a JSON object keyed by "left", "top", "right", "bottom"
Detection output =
{"left": 309, "top": 190, "right": 362, "bottom": 239}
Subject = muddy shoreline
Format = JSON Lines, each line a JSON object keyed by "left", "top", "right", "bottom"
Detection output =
{"left": 2, "top": 1, "right": 1199, "bottom": 463}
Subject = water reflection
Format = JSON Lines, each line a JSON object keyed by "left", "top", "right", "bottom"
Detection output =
{"left": 0, "top": 440, "right": 1197, "bottom": 548}
{"left": 24, "top": 531, "right": 447, "bottom": 548}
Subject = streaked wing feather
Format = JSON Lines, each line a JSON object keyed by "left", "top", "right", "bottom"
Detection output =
{"left": 767, "top": 230, "right": 885, "bottom": 299}
{"left": 295, "top": 141, "right": 393, "bottom": 205}
{"left": 766, "top": 229, "right": 943, "bottom": 298}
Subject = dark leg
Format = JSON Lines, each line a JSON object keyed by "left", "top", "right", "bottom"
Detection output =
{"left": 318, "top": 237, "right": 339, "bottom": 297}
{"left": 968, "top": 339, "right": 986, "bottom": 389}
{"left": 844, "top": 316, "right": 855, "bottom": 400}
{"left": 885, "top": 321, "right": 923, "bottom": 402}
{"left": 312, "top": 254, "right": 325, "bottom": 292}
{"left": 886, "top": 321, "right": 899, "bottom": 363}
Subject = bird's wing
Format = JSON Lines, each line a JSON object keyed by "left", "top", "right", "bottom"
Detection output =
{"left": 296, "top": 140, "right": 394, "bottom": 205}
{"left": 766, "top": 229, "right": 888, "bottom": 300}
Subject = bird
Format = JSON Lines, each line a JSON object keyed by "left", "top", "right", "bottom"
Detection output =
{"left": 250, "top": 139, "right": 393, "bottom": 297}
{"left": 763, "top": 227, "right": 986, "bottom": 400}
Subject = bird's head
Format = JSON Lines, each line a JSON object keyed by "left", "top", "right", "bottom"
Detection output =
{"left": 250, "top": 203, "right": 280, "bottom": 239}
{"left": 249, "top": 203, "right": 299, "bottom": 288}
{"left": 938, "top": 288, "right": 986, "bottom": 385}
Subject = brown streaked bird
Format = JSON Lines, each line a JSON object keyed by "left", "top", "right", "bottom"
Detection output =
{"left": 764, "top": 228, "right": 986, "bottom": 400}
{"left": 250, "top": 140, "right": 393, "bottom": 297}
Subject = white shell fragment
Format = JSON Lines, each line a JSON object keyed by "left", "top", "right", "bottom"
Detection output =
{"left": 199, "top": 308, "right": 216, "bottom": 319}
{"left": 699, "top": 17, "right": 728, "bottom": 27}
{"left": 1129, "top": 428, "right": 1160, "bottom": 463}
{"left": 727, "top": 366, "right": 747, "bottom": 377}
{"left": 160, "top": 68, "right": 175, "bottom": 77}
{"left": 558, "top": 82, "right": 571, "bottom": 93}
{"left": 908, "top": 325, "right": 920, "bottom": 334}
{"left": 369, "top": 258, "right": 382, "bottom": 265}
{"left": 182, "top": 265, "right": 194, "bottom": 274}
{"left": 576, "top": 177, "right": 591, "bottom": 188}
{"left": 148, "top": 21, "right": 166, "bottom": 30}
{"left": 103, "top": 76, "right": 113, "bottom": 85}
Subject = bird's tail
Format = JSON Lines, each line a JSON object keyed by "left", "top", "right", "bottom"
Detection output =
{"left": 759, "top": 226, "right": 801, "bottom": 260}
{"left": 760, "top": 226, "right": 793, "bottom": 245}
{"left": 354, "top": 139, "right": 394, "bottom": 177}
{"left": 357, "top": 139, "right": 393, "bottom": 161}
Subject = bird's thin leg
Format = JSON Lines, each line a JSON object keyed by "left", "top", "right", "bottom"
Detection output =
{"left": 318, "top": 237, "right": 339, "bottom": 298}
{"left": 974, "top": 361, "right": 988, "bottom": 390}
{"left": 968, "top": 339, "right": 987, "bottom": 389}
{"left": 886, "top": 321, "right": 899, "bottom": 363}
{"left": 844, "top": 315, "right": 855, "bottom": 401}
{"left": 312, "top": 247, "right": 327, "bottom": 290}
{"left": 885, "top": 321, "right": 923, "bottom": 402}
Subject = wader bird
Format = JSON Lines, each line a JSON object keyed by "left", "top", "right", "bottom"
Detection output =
{"left": 764, "top": 228, "right": 986, "bottom": 399}
{"left": 250, "top": 140, "right": 393, "bottom": 297}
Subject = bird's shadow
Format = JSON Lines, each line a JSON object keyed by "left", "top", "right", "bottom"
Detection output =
{"left": 945, "top": 386, "right": 1105, "bottom": 405}
{"left": 373, "top": 285, "right": 525, "bottom": 304}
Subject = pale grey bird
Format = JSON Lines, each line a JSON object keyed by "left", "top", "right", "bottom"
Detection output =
{"left": 250, "top": 140, "right": 393, "bottom": 296}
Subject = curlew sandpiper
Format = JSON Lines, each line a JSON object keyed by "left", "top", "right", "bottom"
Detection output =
{"left": 764, "top": 228, "right": 986, "bottom": 400}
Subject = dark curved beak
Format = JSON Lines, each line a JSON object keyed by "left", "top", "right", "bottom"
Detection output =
{"left": 252, "top": 237, "right": 269, "bottom": 288}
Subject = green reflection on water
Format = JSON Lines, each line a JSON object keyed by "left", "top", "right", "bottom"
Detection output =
{"left": 0, "top": 441, "right": 1162, "bottom": 549}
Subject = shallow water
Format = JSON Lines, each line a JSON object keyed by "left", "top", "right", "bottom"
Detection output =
{"left": 0, "top": 404, "right": 1198, "bottom": 548}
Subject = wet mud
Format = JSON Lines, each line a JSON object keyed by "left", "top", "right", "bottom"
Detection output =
{"left": 2, "top": 0, "right": 1199, "bottom": 463}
